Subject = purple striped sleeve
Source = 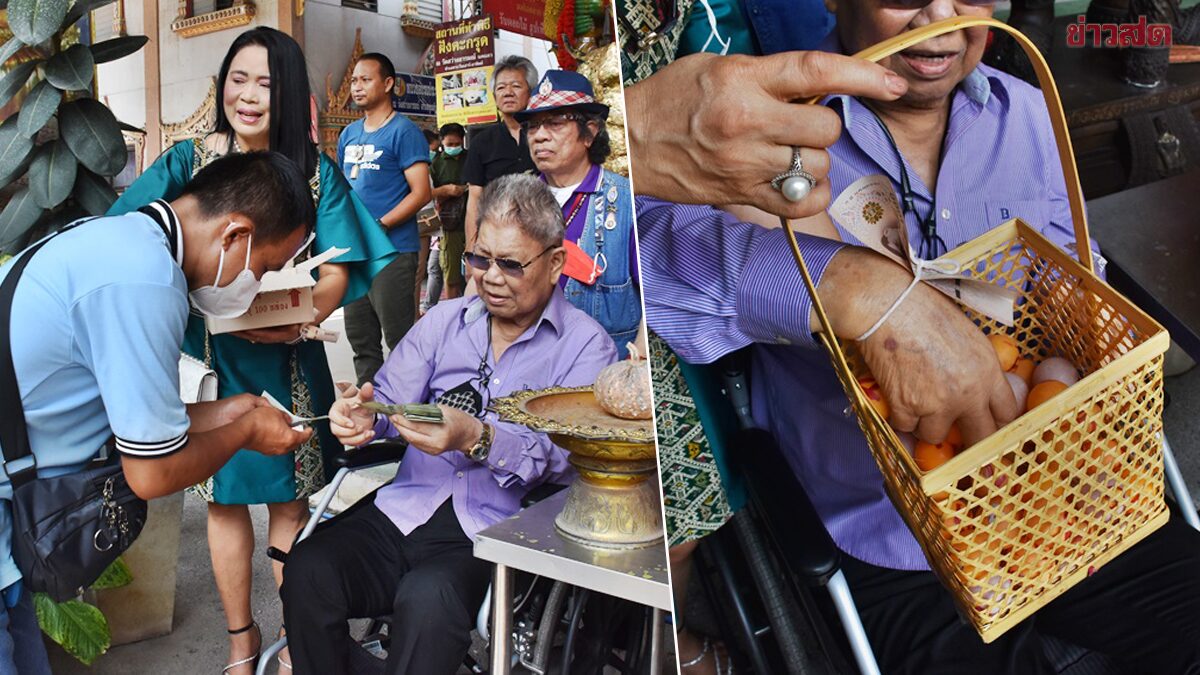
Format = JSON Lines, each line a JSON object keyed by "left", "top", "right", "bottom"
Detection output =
{"left": 736, "top": 230, "right": 844, "bottom": 349}
{"left": 636, "top": 196, "right": 845, "bottom": 364}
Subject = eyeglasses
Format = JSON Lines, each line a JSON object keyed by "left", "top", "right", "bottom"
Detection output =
{"left": 520, "top": 113, "right": 582, "bottom": 134}
{"left": 463, "top": 245, "right": 557, "bottom": 277}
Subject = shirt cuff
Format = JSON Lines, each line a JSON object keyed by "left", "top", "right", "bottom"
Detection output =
{"left": 371, "top": 413, "right": 399, "bottom": 442}
{"left": 115, "top": 433, "right": 189, "bottom": 458}
{"left": 736, "top": 231, "right": 846, "bottom": 349}
{"left": 483, "top": 425, "right": 526, "bottom": 486}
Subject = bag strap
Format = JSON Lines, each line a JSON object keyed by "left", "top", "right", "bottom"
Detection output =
{"left": 0, "top": 217, "right": 106, "bottom": 485}
{"left": 0, "top": 235, "right": 64, "bottom": 485}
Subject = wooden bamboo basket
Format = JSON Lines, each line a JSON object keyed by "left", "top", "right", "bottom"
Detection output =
{"left": 783, "top": 17, "right": 1171, "bottom": 642}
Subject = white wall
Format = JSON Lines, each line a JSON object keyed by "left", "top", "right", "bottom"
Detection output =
{"left": 304, "top": 0, "right": 430, "bottom": 108}
{"left": 95, "top": 2, "right": 147, "bottom": 129}
{"left": 157, "top": 0, "right": 280, "bottom": 122}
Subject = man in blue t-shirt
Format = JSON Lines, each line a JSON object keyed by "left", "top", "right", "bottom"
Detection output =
{"left": 0, "top": 152, "right": 315, "bottom": 674}
{"left": 339, "top": 52, "right": 432, "bottom": 384}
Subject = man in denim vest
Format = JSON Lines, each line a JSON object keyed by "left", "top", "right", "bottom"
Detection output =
{"left": 516, "top": 70, "right": 641, "bottom": 358}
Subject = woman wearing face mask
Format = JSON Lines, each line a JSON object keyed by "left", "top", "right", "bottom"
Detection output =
{"left": 108, "top": 27, "right": 396, "bottom": 675}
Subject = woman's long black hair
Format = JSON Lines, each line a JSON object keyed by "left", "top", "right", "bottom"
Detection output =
{"left": 214, "top": 27, "right": 318, "bottom": 179}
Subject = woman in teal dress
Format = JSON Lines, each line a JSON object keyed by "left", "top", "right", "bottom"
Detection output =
{"left": 109, "top": 27, "right": 396, "bottom": 675}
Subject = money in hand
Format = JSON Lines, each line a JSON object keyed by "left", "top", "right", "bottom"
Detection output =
{"left": 357, "top": 401, "right": 444, "bottom": 424}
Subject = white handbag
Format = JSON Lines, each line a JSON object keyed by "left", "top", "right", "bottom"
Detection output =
{"left": 178, "top": 352, "right": 217, "bottom": 404}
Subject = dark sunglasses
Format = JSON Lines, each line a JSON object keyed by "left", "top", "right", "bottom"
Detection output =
{"left": 463, "top": 245, "right": 557, "bottom": 277}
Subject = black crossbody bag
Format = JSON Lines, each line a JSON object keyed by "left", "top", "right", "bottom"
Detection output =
{"left": 0, "top": 229, "right": 147, "bottom": 601}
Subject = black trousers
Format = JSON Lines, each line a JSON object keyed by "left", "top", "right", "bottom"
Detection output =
{"left": 280, "top": 499, "right": 491, "bottom": 675}
{"left": 841, "top": 514, "right": 1200, "bottom": 674}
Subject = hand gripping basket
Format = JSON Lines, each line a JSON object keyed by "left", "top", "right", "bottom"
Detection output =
{"left": 783, "top": 17, "right": 1171, "bottom": 643}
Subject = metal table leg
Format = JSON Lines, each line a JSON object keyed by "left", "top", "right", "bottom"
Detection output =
{"left": 649, "top": 608, "right": 664, "bottom": 675}
{"left": 489, "top": 564, "right": 513, "bottom": 675}
{"left": 1163, "top": 435, "right": 1200, "bottom": 531}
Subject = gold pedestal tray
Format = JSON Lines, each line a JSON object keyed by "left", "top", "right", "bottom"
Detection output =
{"left": 491, "top": 386, "right": 661, "bottom": 550}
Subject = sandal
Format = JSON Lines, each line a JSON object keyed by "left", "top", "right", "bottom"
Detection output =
{"left": 678, "top": 632, "right": 734, "bottom": 675}
{"left": 277, "top": 626, "right": 292, "bottom": 671}
{"left": 222, "top": 621, "right": 261, "bottom": 675}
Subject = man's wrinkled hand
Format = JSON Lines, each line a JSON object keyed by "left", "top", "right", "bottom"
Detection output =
{"left": 389, "top": 405, "right": 483, "bottom": 457}
{"left": 625, "top": 51, "right": 908, "bottom": 218}
{"left": 858, "top": 283, "right": 1019, "bottom": 447}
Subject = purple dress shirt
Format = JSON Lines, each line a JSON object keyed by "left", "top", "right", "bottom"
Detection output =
{"left": 370, "top": 292, "right": 618, "bottom": 539}
{"left": 640, "top": 64, "right": 1098, "bottom": 571}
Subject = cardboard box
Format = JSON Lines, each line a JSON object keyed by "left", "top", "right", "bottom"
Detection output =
{"left": 206, "top": 246, "right": 348, "bottom": 334}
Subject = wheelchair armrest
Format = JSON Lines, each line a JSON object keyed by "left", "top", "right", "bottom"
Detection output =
{"left": 522, "top": 482, "right": 567, "bottom": 507}
{"left": 734, "top": 428, "right": 842, "bottom": 585}
{"left": 335, "top": 439, "right": 408, "bottom": 469}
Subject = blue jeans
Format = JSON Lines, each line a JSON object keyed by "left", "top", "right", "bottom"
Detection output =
{"left": 0, "top": 586, "right": 50, "bottom": 675}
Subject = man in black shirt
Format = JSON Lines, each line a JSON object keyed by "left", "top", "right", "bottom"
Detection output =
{"left": 461, "top": 55, "right": 538, "bottom": 244}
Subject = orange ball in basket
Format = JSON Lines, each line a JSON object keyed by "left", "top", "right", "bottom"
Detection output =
{"left": 915, "top": 440, "right": 957, "bottom": 471}
{"left": 1026, "top": 380, "right": 1069, "bottom": 411}
{"left": 988, "top": 334, "right": 1020, "bottom": 371}
{"left": 1009, "top": 358, "right": 1036, "bottom": 385}
{"left": 944, "top": 423, "right": 964, "bottom": 449}
{"left": 857, "top": 376, "right": 890, "bottom": 419}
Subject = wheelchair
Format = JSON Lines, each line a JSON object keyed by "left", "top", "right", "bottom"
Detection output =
{"left": 678, "top": 347, "right": 1199, "bottom": 675}
{"left": 255, "top": 439, "right": 664, "bottom": 675}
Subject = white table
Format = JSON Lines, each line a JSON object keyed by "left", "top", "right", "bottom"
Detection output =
{"left": 473, "top": 490, "right": 673, "bottom": 673}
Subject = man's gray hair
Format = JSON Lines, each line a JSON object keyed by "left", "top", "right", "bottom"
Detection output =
{"left": 493, "top": 55, "right": 539, "bottom": 92}
{"left": 476, "top": 174, "right": 564, "bottom": 248}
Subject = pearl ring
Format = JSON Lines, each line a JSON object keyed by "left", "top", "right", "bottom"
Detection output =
{"left": 771, "top": 147, "right": 817, "bottom": 203}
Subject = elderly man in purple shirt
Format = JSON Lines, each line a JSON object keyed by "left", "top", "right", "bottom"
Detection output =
{"left": 642, "top": 0, "right": 1200, "bottom": 672}
{"left": 280, "top": 174, "right": 617, "bottom": 675}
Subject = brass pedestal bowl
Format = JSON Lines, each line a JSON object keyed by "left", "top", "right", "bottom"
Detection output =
{"left": 491, "top": 386, "right": 662, "bottom": 549}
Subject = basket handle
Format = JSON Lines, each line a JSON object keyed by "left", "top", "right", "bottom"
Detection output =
{"left": 785, "top": 17, "right": 1092, "bottom": 349}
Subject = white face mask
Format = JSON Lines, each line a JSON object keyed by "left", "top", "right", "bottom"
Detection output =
{"left": 189, "top": 230, "right": 262, "bottom": 319}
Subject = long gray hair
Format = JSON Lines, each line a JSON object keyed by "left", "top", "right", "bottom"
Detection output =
{"left": 476, "top": 174, "right": 564, "bottom": 248}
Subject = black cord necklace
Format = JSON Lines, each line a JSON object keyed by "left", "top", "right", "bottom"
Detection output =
{"left": 864, "top": 105, "right": 948, "bottom": 260}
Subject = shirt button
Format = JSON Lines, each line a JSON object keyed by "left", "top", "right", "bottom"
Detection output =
{"left": 498, "top": 459, "right": 506, "bottom": 467}
{"left": 493, "top": 378, "right": 501, "bottom": 385}
{"left": 456, "top": 471, "right": 464, "bottom": 478}
{"left": 941, "top": 208, "right": 951, "bottom": 220}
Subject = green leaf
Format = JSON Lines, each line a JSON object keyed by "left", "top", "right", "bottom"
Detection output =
{"left": 58, "top": 98, "right": 126, "bottom": 176}
{"left": 34, "top": 592, "right": 111, "bottom": 666}
{"left": 28, "top": 139, "right": 77, "bottom": 208}
{"left": 0, "top": 61, "right": 37, "bottom": 110}
{"left": 90, "top": 35, "right": 147, "bottom": 64}
{"left": 0, "top": 187, "right": 45, "bottom": 249}
{"left": 89, "top": 557, "right": 133, "bottom": 590}
{"left": 18, "top": 79, "right": 61, "bottom": 136}
{"left": 62, "top": 0, "right": 115, "bottom": 30}
{"left": 72, "top": 167, "right": 116, "bottom": 215}
{"left": 44, "top": 43, "right": 93, "bottom": 91}
{"left": 8, "top": 0, "right": 69, "bottom": 45}
{"left": 0, "top": 36, "right": 27, "bottom": 68}
{"left": 0, "top": 117, "right": 35, "bottom": 183}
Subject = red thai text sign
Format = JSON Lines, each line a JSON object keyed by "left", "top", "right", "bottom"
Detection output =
{"left": 1066, "top": 15, "right": 1172, "bottom": 47}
